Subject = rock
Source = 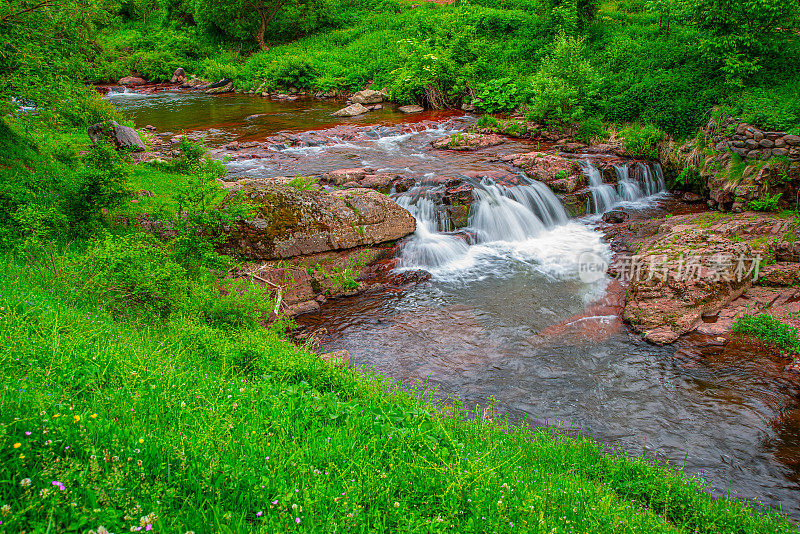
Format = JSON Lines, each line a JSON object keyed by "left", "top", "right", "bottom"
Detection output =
{"left": 118, "top": 76, "right": 146, "bottom": 86}
{"left": 170, "top": 68, "right": 187, "bottom": 85}
{"left": 772, "top": 148, "right": 789, "bottom": 157}
{"left": 549, "top": 175, "right": 586, "bottom": 193}
{"left": 784, "top": 134, "right": 800, "bottom": 146}
{"left": 622, "top": 214, "right": 754, "bottom": 343}
{"left": 772, "top": 241, "right": 800, "bottom": 262}
{"left": 602, "top": 210, "right": 629, "bottom": 224}
{"left": 205, "top": 80, "right": 233, "bottom": 94}
{"left": 682, "top": 192, "right": 703, "bottom": 203}
{"left": 431, "top": 133, "right": 505, "bottom": 151}
{"left": 182, "top": 75, "right": 209, "bottom": 88}
{"left": 332, "top": 103, "right": 369, "bottom": 117}
{"left": 461, "top": 103, "right": 476, "bottom": 112}
{"left": 398, "top": 105, "right": 424, "bottom": 114}
{"left": 223, "top": 181, "right": 416, "bottom": 259}
{"left": 759, "top": 138, "right": 774, "bottom": 148}
{"left": 321, "top": 167, "right": 375, "bottom": 186}
{"left": 508, "top": 152, "right": 581, "bottom": 184}
{"left": 88, "top": 121, "right": 146, "bottom": 152}
{"left": 144, "top": 125, "right": 156, "bottom": 131}
{"left": 350, "top": 89, "right": 384, "bottom": 105}
{"left": 755, "top": 263, "right": 800, "bottom": 287}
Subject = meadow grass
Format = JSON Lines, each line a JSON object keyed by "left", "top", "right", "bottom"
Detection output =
{"left": 1, "top": 255, "right": 798, "bottom": 533}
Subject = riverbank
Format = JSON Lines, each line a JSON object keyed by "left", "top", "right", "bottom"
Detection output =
{"left": 2, "top": 252, "right": 798, "bottom": 533}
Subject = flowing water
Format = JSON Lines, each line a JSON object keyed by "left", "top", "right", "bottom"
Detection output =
{"left": 112, "top": 90, "right": 800, "bottom": 518}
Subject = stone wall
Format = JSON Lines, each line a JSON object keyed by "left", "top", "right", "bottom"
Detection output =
{"left": 661, "top": 109, "right": 800, "bottom": 212}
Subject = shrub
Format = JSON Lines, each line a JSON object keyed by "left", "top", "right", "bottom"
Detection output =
{"left": 80, "top": 233, "right": 189, "bottom": 317}
{"left": 194, "top": 277, "right": 276, "bottom": 329}
{"left": 619, "top": 123, "right": 664, "bottom": 159}
{"left": 733, "top": 313, "right": 800, "bottom": 355}
{"left": 750, "top": 192, "right": 782, "bottom": 212}
{"left": 261, "top": 55, "right": 318, "bottom": 89}
{"left": 472, "top": 77, "right": 526, "bottom": 113}
{"left": 287, "top": 175, "right": 320, "bottom": 190}
{"left": 202, "top": 58, "right": 240, "bottom": 82}
{"left": 575, "top": 116, "right": 608, "bottom": 143}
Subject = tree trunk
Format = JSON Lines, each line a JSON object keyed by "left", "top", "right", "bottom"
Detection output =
{"left": 255, "top": 8, "right": 269, "bottom": 51}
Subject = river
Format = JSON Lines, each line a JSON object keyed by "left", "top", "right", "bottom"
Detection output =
{"left": 110, "top": 88, "right": 800, "bottom": 518}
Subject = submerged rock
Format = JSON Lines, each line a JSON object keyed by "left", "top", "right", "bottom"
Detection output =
{"left": 88, "top": 121, "right": 146, "bottom": 152}
{"left": 223, "top": 181, "right": 416, "bottom": 259}
{"left": 332, "top": 103, "right": 369, "bottom": 117}
{"left": 398, "top": 105, "right": 424, "bottom": 114}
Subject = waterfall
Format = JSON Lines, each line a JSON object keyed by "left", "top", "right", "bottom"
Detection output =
{"left": 396, "top": 174, "right": 569, "bottom": 271}
{"left": 614, "top": 165, "right": 643, "bottom": 202}
{"left": 582, "top": 162, "right": 619, "bottom": 214}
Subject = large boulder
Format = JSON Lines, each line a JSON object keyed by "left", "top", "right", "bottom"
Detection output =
{"left": 205, "top": 79, "right": 233, "bottom": 94}
{"left": 223, "top": 181, "right": 416, "bottom": 259}
{"left": 505, "top": 152, "right": 582, "bottom": 184}
{"left": 332, "top": 103, "right": 369, "bottom": 117}
{"left": 182, "top": 75, "right": 209, "bottom": 88}
{"left": 351, "top": 89, "right": 384, "bottom": 105}
{"left": 170, "top": 68, "right": 187, "bottom": 85}
{"left": 431, "top": 133, "right": 505, "bottom": 151}
{"left": 622, "top": 214, "right": 758, "bottom": 343}
{"left": 88, "top": 121, "right": 146, "bottom": 152}
{"left": 118, "top": 76, "right": 146, "bottom": 86}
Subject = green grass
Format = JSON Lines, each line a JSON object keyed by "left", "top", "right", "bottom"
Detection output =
{"left": 1, "top": 253, "right": 798, "bottom": 533}
{"left": 733, "top": 314, "right": 800, "bottom": 356}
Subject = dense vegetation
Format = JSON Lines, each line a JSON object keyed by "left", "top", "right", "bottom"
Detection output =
{"left": 2, "top": 0, "right": 800, "bottom": 531}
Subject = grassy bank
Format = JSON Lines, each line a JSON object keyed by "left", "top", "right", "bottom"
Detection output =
{"left": 2, "top": 253, "right": 798, "bottom": 533}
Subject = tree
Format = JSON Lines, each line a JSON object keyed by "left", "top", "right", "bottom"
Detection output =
{"left": 193, "top": 0, "right": 325, "bottom": 51}
{"left": 688, "top": 0, "right": 800, "bottom": 86}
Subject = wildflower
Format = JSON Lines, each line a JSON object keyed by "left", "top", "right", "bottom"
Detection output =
{"left": 52, "top": 481, "right": 65, "bottom": 491}
{"left": 138, "top": 439, "right": 144, "bottom": 444}
{"left": 40, "top": 488, "right": 50, "bottom": 498}
{"left": 19, "top": 454, "right": 25, "bottom": 459}
{"left": 97, "top": 527, "right": 112, "bottom": 534}
{"left": 25, "top": 431, "right": 32, "bottom": 436}
{"left": 292, "top": 504, "right": 298, "bottom": 511}
{"left": 393, "top": 502, "right": 400, "bottom": 508}
{"left": 20, "top": 478, "right": 31, "bottom": 487}
{"left": 271, "top": 500, "right": 278, "bottom": 505}
{"left": 12, "top": 443, "right": 21, "bottom": 449}
{"left": 74, "top": 415, "right": 81, "bottom": 423}
{"left": 256, "top": 511, "right": 263, "bottom": 517}
{"left": 91, "top": 414, "right": 98, "bottom": 419}
{"left": 295, "top": 518, "right": 301, "bottom": 524}
{"left": 0, "top": 505, "right": 10, "bottom": 515}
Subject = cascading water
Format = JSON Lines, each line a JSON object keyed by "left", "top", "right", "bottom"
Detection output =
{"left": 582, "top": 162, "right": 619, "bottom": 214}
{"left": 395, "top": 174, "right": 605, "bottom": 281}
{"left": 583, "top": 161, "right": 668, "bottom": 214}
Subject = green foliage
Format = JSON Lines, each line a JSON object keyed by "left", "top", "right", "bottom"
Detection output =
{"left": 526, "top": 32, "right": 599, "bottom": 125}
{"left": 287, "top": 175, "right": 321, "bottom": 190}
{"left": 476, "top": 115, "right": 500, "bottom": 129}
{"left": 388, "top": 38, "right": 458, "bottom": 108}
{"left": 687, "top": 0, "right": 800, "bottom": 86}
{"left": 575, "top": 116, "right": 608, "bottom": 143}
{"left": 202, "top": 58, "right": 240, "bottom": 82}
{"left": 472, "top": 77, "right": 526, "bottom": 113}
{"left": 750, "top": 192, "right": 782, "bottom": 212}
{"left": 619, "top": 123, "right": 665, "bottom": 159}
{"left": 733, "top": 314, "right": 800, "bottom": 355}
{"left": 80, "top": 233, "right": 190, "bottom": 317}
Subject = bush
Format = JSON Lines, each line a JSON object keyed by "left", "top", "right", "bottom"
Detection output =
{"left": 750, "top": 192, "right": 782, "bottom": 212}
{"left": 80, "top": 233, "right": 189, "bottom": 317}
{"left": 260, "top": 55, "right": 318, "bottom": 89}
{"left": 733, "top": 313, "right": 800, "bottom": 355}
{"left": 472, "top": 77, "right": 527, "bottom": 113}
{"left": 619, "top": 123, "right": 665, "bottom": 159}
{"left": 575, "top": 116, "right": 608, "bottom": 143}
{"left": 202, "top": 58, "right": 240, "bottom": 82}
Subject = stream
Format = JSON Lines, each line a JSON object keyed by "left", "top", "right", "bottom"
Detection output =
{"left": 111, "top": 89, "right": 800, "bottom": 518}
